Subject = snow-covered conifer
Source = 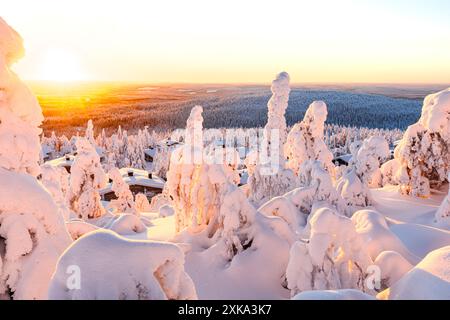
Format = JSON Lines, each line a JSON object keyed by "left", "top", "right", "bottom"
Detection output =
{"left": 285, "top": 101, "right": 334, "bottom": 178}
{"left": 109, "top": 167, "right": 137, "bottom": 215}
{"left": 68, "top": 138, "right": 107, "bottom": 220}
{"left": 393, "top": 88, "right": 450, "bottom": 197}
{"left": 246, "top": 72, "right": 297, "bottom": 204}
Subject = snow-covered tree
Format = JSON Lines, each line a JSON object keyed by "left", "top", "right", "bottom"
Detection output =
{"left": 153, "top": 143, "right": 171, "bottom": 180}
{"left": 285, "top": 100, "right": 335, "bottom": 178}
{"left": 0, "top": 18, "right": 71, "bottom": 299}
{"left": 246, "top": 72, "right": 297, "bottom": 204}
{"left": 85, "top": 119, "right": 96, "bottom": 147}
{"left": 167, "top": 106, "right": 218, "bottom": 232}
{"left": 135, "top": 193, "right": 151, "bottom": 213}
{"left": 109, "top": 167, "right": 137, "bottom": 215}
{"left": 286, "top": 206, "right": 374, "bottom": 297}
{"left": 68, "top": 138, "right": 107, "bottom": 220}
{"left": 259, "top": 161, "right": 348, "bottom": 232}
{"left": 336, "top": 136, "right": 390, "bottom": 210}
{"left": 40, "top": 164, "right": 72, "bottom": 221}
{"left": 48, "top": 230, "right": 197, "bottom": 300}
{"left": 393, "top": 88, "right": 450, "bottom": 197}
{"left": 435, "top": 174, "right": 450, "bottom": 228}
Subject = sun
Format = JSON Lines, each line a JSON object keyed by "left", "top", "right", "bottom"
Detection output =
{"left": 40, "top": 48, "right": 87, "bottom": 82}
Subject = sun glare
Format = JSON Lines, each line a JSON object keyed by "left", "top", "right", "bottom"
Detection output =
{"left": 39, "top": 48, "right": 87, "bottom": 82}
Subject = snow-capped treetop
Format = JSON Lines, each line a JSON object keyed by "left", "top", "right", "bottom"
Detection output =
{"left": 355, "top": 136, "right": 390, "bottom": 184}
{"left": 85, "top": 119, "right": 96, "bottom": 146}
{"left": 419, "top": 88, "right": 450, "bottom": 139}
{"left": 0, "top": 17, "right": 24, "bottom": 65}
{"left": 109, "top": 167, "right": 137, "bottom": 215}
{"left": 265, "top": 72, "right": 290, "bottom": 147}
{"left": 185, "top": 105, "right": 203, "bottom": 145}
{"left": 303, "top": 100, "right": 328, "bottom": 138}
{"left": 0, "top": 18, "right": 44, "bottom": 176}
{"left": 285, "top": 100, "right": 334, "bottom": 176}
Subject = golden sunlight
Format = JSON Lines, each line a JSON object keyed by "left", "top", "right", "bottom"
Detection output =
{"left": 39, "top": 48, "right": 87, "bottom": 82}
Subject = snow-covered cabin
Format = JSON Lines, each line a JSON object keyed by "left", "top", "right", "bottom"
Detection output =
{"left": 45, "top": 154, "right": 75, "bottom": 173}
{"left": 333, "top": 154, "right": 352, "bottom": 166}
{"left": 100, "top": 168, "right": 165, "bottom": 201}
{"left": 144, "top": 147, "right": 156, "bottom": 162}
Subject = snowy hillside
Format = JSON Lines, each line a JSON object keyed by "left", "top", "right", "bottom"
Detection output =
{"left": 1, "top": 17, "right": 450, "bottom": 301}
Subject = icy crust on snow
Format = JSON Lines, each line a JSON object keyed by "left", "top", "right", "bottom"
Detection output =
{"left": 378, "top": 246, "right": 450, "bottom": 300}
{"left": 49, "top": 230, "right": 197, "bottom": 300}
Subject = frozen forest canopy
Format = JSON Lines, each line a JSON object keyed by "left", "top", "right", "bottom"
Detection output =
{"left": 1, "top": 16, "right": 450, "bottom": 302}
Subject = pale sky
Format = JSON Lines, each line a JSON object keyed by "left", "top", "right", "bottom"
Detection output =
{"left": 3, "top": 0, "right": 450, "bottom": 83}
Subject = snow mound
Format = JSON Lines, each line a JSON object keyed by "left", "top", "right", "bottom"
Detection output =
{"left": 378, "top": 246, "right": 450, "bottom": 300}
{"left": 66, "top": 220, "right": 99, "bottom": 240}
{"left": 374, "top": 251, "right": 413, "bottom": 289}
{"left": 49, "top": 230, "right": 197, "bottom": 300}
{"left": 108, "top": 214, "right": 146, "bottom": 235}
{"left": 351, "top": 209, "right": 419, "bottom": 264}
{"left": 0, "top": 167, "right": 71, "bottom": 299}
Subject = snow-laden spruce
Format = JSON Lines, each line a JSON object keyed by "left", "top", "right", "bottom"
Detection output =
{"left": 285, "top": 100, "right": 335, "bottom": 179}
{"left": 109, "top": 167, "right": 137, "bottom": 215}
{"left": 68, "top": 137, "right": 107, "bottom": 220}
{"left": 390, "top": 88, "right": 450, "bottom": 197}
{"left": 286, "top": 206, "right": 374, "bottom": 297}
{"left": 0, "top": 18, "right": 71, "bottom": 299}
{"left": 40, "top": 164, "right": 73, "bottom": 221}
{"left": 48, "top": 230, "right": 197, "bottom": 300}
{"left": 246, "top": 72, "right": 297, "bottom": 204}
{"left": 336, "top": 136, "right": 390, "bottom": 211}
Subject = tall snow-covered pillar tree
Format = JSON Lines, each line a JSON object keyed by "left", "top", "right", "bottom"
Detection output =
{"left": 68, "top": 137, "right": 107, "bottom": 220}
{"left": 393, "top": 88, "right": 449, "bottom": 198}
{"left": 167, "top": 105, "right": 213, "bottom": 232}
{"left": 285, "top": 100, "right": 335, "bottom": 183}
{"left": 246, "top": 72, "right": 297, "bottom": 205}
{"left": 0, "top": 18, "right": 71, "bottom": 299}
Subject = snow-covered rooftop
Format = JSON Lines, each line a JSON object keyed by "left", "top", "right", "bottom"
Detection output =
{"left": 100, "top": 168, "right": 165, "bottom": 195}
